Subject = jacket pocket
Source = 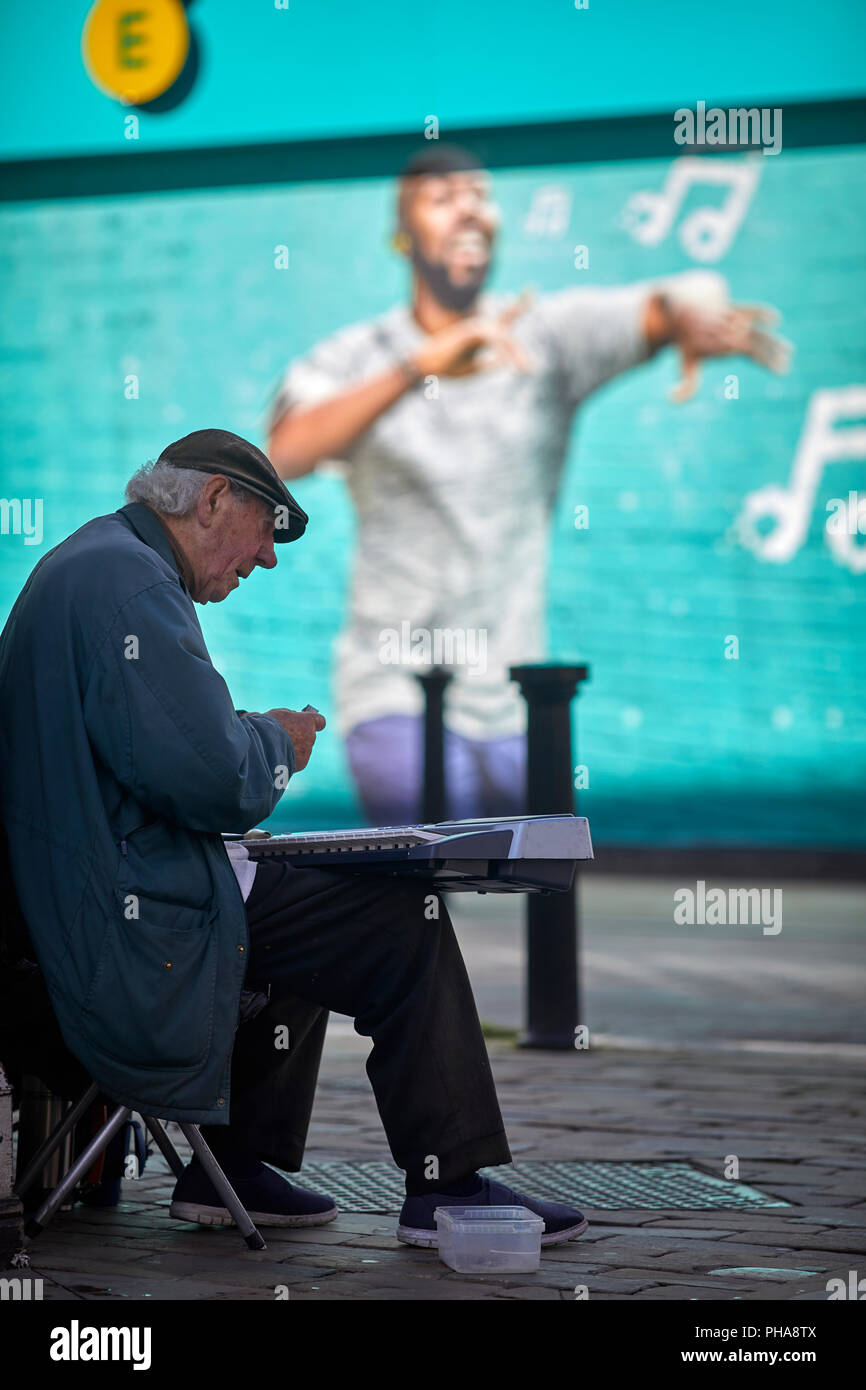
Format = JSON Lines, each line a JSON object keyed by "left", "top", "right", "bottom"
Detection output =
{"left": 81, "top": 897, "right": 218, "bottom": 1071}
{"left": 118, "top": 818, "right": 214, "bottom": 910}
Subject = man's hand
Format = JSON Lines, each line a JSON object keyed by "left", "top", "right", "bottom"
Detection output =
{"left": 244, "top": 707, "right": 326, "bottom": 772}
{"left": 409, "top": 291, "right": 536, "bottom": 378}
{"left": 646, "top": 277, "right": 792, "bottom": 403}
{"left": 668, "top": 301, "right": 791, "bottom": 403}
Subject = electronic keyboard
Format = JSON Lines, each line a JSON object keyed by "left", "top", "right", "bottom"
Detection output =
{"left": 222, "top": 814, "right": 593, "bottom": 893}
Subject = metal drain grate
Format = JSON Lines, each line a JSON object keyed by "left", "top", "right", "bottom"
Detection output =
{"left": 292, "top": 1160, "right": 789, "bottom": 1214}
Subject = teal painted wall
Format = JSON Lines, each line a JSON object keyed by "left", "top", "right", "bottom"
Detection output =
{"left": 1, "top": 0, "right": 864, "bottom": 159}
{"left": 1, "top": 146, "right": 864, "bottom": 844}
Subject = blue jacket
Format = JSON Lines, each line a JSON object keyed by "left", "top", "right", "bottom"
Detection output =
{"left": 0, "top": 502, "right": 294, "bottom": 1122}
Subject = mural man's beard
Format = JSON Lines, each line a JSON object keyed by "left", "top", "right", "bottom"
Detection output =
{"left": 410, "top": 243, "right": 490, "bottom": 313}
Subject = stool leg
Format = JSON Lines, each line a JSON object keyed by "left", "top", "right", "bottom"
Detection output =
{"left": 14, "top": 1082, "right": 101, "bottom": 1199}
{"left": 178, "top": 1123, "right": 266, "bottom": 1251}
{"left": 142, "top": 1116, "right": 186, "bottom": 1178}
{"left": 24, "top": 1105, "right": 130, "bottom": 1238}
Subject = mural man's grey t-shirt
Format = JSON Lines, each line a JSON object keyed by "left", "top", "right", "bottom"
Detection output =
{"left": 272, "top": 286, "right": 652, "bottom": 741}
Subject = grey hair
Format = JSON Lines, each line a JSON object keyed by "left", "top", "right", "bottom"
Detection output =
{"left": 124, "top": 459, "right": 261, "bottom": 519}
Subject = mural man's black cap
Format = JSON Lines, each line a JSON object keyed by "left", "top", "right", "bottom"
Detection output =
{"left": 399, "top": 145, "right": 485, "bottom": 179}
{"left": 157, "top": 428, "right": 308, "bottom": 543}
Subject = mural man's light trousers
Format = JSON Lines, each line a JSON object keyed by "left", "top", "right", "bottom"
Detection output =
{"left": 345, "top": 713, "right": 528, "bottom": 825}
{"left": 202, "top": 858, "right": 512, "bottom": 1188}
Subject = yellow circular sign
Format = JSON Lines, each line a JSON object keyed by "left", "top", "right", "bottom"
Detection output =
{"left": 82, "top": 0, "right": 190, "bottom": 106}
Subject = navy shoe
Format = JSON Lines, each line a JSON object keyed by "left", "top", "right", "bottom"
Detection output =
{"left": 170, "top": 1154, "right": 338, "bottom": 1229}
{"left": 397, "top": 1175, "right": 589, "bottom": 1248}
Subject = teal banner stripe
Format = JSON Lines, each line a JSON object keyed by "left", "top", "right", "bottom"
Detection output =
{"left": 1, "top": 99, "right": 865, "bottom": 203}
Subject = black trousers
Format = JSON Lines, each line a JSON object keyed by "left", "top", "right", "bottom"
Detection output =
{"left": 201, "top": 859, "right": 512, "bottom": 1188}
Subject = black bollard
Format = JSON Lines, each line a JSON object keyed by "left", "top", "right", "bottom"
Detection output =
{"left": 414, "top": 667, "right": 453, "bottom": 824}
{"left": 509, "top": 663, "right": 590, "bottom": 1049}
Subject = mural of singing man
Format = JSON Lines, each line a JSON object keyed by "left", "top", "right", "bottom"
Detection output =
{"left": 268, "top": 145, "right": 789, "bottom": 825}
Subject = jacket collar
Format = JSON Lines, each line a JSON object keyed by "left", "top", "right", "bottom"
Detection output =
{"left": 116, "top": 502, "right": 194, "bottom": 596}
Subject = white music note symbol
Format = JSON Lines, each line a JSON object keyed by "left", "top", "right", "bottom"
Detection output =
{"left": 524, "top": 185, "right": 572, "bottom": 240}
{"left": 619, "top": 156, "right": 762, "bottom": 263}
{"left": 735, "top": 385, "right": 866, "bottom": 573}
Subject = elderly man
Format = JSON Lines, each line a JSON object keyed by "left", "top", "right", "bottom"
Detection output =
{"left": 0, "top": 428, "right": 587, "bottom": 1246}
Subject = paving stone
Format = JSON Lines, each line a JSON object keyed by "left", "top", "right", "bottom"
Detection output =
{"left": 325, "top": 1216, "right": 396, "bottom": 1233}
{"left": 804, "top": 1158, "right": 866, "bottom": 1170}
{"left": 269, "top": 1225, "right": 365, "bottom": 1245}
{"left": 130, "top": 1249, "right": 320, "bottom": 1279}
{"left": 733, "top": 1163, "right": 829, "bottom": 1181}
{"left": 574, "top": 1276, "right": 660, "bottom": 1294}
{"left": 790, "top": 1210, "right": 866, "bottom": 1227}
{"left": 337, "top": 1233, "right": 405, "bottom": 1250}
{"left": 633, "top": 1225, "right": 744, "bottom": 1238}
{"left": 270, "top": 1289, "right": 362, "bottom": 1301}
{"left": 785, "top": 1174, "right": 866, "bottom": 1196}
{"left": 652, "top": 1248, "right": 830, "bottom": 1274}
{"left": 631, "top": 1285, "right": 749, "bottom": 1300}
{"left": 533, "top": 1247, "right": 619, "bottom": 1267}
{"left": 33, "top": 1259, "right": 181, "bottom": 1284}
{"left": 609, "top": 1267, "right": 776, "bottom": 1290}
{"left": 26, "top": 1245, "right": 160, "bottom": 1270}
{"left": 307, "top": 1271, "right": 507, "bottom": 1299}
{"left": 486, "top": 1284, "right": 563, "bottom": 1299}
{"left": 577, "top": 1211, "right": 655, "bottom": 1226}
{"left": 603, "top": 1229, "right": 736, "bottom": 1248}
{"left": 204, "top": 1288, "right": 277, "bottom": 1300}
{"left": 642, "top": 1217, "right": 817, "bottom": 1234}
{"left": 53, "top": 1272, "right": 185, "bottom": 1299}
{"left": 753, "top": 1186, "right": 858, "bottom": 1205}
{"left": 717, "top": 1230, "right": 866, "bottom": 1255}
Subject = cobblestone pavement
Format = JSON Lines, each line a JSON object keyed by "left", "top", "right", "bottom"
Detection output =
{"left": 20, "top": 1035, "right": 866, "bottom": 1302}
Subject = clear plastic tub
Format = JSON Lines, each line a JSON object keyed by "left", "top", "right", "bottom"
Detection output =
{"left": 435, "top": 1205, "right": 544, "bottom": 1273}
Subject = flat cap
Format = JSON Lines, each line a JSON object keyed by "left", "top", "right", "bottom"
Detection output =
{"left": 157, "top": 428, "right": 308, "bottom": 543}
